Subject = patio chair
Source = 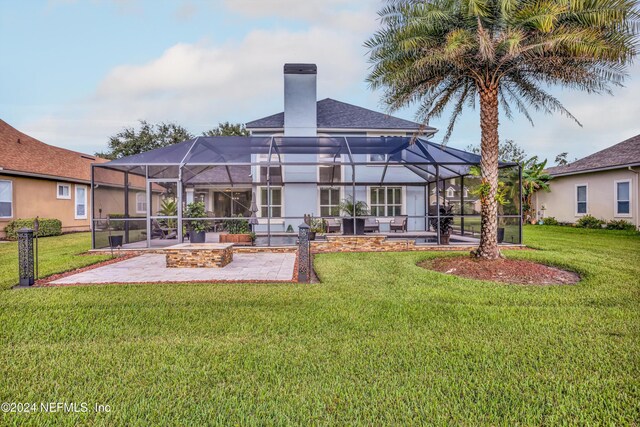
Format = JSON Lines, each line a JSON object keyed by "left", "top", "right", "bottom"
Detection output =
{"left": 151, "top": 220, "right": 177, "bottom": 239}
{"left": 364, "top": 217, "right": 380, "bottom": 233}
{"left": 390, "top": 216, "right": 408, "bottom": 232}
{"left": 325, "top": 218, "right": 341, "bottom": 233}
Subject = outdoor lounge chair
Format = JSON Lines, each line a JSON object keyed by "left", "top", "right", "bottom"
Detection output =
{"left": 364, "top": 217, "right": 380, "bottom": 233}
{"left": 325, "top": 218, "right": 341, "bottom": 233}
{"left": 390, "top": 216, "right": 407, "bottom": 232}
{"left": 151, "top": 220, "right": 177, "bottom": 239}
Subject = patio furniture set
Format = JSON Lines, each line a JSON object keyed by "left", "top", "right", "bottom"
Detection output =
{"left": 323, "top": 216, "right": 407, "bottom": 234}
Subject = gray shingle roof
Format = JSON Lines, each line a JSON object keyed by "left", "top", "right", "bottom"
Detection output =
{"left": 245, "top": 98, "right": 436, "bottom": 132}
{"left": 546, "top": 134, "right": 640, "bottom": 176}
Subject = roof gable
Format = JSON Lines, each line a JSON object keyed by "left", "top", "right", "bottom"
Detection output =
{"left": 246, "top": 98, "right": 435, "bottom": 132}
{"left": 546, "top": 134, "right": 640, "bottom": 176}
{"left": 0, "top": 119, "right": 107, "bottom": 182}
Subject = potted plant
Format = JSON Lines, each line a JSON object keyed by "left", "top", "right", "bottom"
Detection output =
{"left": 429, "top": 205, "right": 454, "bottom": 245}
{"left": 184, "top": 201, "right": 207, "bottom": 243}
{"left": 339, "top": 196, "right": 368, "bottom": 235}
{"left": 220, "top": 215, "right": 254, "bottom": 245}
{"left": 308, "top": 217, "right": 325, "bottom": 240}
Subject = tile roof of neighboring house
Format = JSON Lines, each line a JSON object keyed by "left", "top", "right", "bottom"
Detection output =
{"left": 546, "top": 134, "right": 640, "bottom": 177}
{"left": 0, "top": 119, "right": 108, "bottom": 182}
{"left": 245, "top": 98, "right": 436, "bottom": 132}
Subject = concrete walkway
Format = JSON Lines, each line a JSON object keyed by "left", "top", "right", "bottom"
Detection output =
{"left": 49, "top": 253, "right": 297, "bottom": 285}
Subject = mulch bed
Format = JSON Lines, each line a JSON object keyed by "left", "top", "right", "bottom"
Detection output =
{"left": 420, "top": 257, "right": 580, "bottom": 285}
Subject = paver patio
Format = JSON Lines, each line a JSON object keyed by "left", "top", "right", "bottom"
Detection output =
{"left": 49, "top": 252, "right": 297, "bottom": 284}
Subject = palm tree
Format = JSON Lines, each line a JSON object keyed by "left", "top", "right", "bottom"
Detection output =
{"left": 366, "top": 0, "right": 638, "bottom": 259}
{"left": 521, "top": 156, "right": 552, "bottom": 223}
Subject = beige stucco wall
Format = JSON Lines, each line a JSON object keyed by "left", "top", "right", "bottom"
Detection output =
{"left": 0, "top": 174, "right": 91, "bottom": 238}
{"left": 534, "top": 168, "right": 639, "bottom": 228}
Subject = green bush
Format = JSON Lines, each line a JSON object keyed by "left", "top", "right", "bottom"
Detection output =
{"left": 575, "top": 215, "right": 605, "bottom": 229}
{"left": 541, "top": 216, "right": 559, "bottom": 226}
{"left": 4, "top": 218, "right": 62, "bottom": 240}
{"left": 224, "top": 214, "right": 250, "bottom": 234}
{"left": 606, "top": 219, "right": 636, "bottom": 231}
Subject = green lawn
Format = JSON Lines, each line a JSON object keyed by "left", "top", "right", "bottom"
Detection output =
{"left": 0, "top": 227, "right": 639, "bottom": 425}
{"left": 0, "top": 233, "right": 110, "bottom": 291}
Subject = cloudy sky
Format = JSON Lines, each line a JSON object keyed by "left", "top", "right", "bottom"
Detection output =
{"left": 1, "top": 0, "right": 639, "bottom": 163}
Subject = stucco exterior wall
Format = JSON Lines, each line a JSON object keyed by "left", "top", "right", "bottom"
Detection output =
{"left": 534, "top": 168, "right": 639, "bottom": 228}
{"left": 0, "top": 174, "right": 91, "bottom": 238}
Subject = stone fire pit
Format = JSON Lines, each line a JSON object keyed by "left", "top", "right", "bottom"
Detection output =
{"left": 164, "top": 243, "right": 233, "bottom": 268}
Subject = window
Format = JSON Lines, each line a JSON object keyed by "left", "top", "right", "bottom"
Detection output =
{"left": 136, "top": 192, "right": 147, "bottom": 214}
{"left": 259, "top": 187, "right": 282, "bottom": 217}
{"left": 370, "top": 187, "right": 402, "bottom": 216}
{"left": 0, "top": 180, "right": 12, "bottom": 218}
{"left": 446, "top": 187, "right": 455, "bottom": 198}
{"left": 57, "top": 183, "right": 71, "bottom": 199}
{"left": 75, "top": 185, "right": 87, "bottom": 219}
{"left": 368, "top": 153, "right": 387, "bottom": 163}
{"left": 257, "top": 154, "right": 282, "bottom": 184}
{"left": 463, "top": 187, "right": 468, "bottom": 198}
{"left": 576, "top": 184, "right": 587, "bottom": 215}
{"left": 319, "top": 188, "right": 340, "bottom": 217}
{"left": 615, "top": 180, "right": 631, "bottom": 216}
{"left": 318, "top": 154, "right": 341, "bottom": 183}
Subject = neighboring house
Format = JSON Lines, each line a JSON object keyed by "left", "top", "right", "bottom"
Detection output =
{"left": 429, "top": 182, "right": 480, "bottom": 214}
{"left": 186, "top": 63, "right": 441, "bottom": 232}
{"left": 535, "top": 134, "right": 640, "bottom": 229}
{"left": 0, "top": 119, "right": 108, "bottom": 238}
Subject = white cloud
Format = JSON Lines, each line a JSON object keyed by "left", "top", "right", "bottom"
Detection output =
{"left": 21, "top": 21, "right": 374, "bottom": 153}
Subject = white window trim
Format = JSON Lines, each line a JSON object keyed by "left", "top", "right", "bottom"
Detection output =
{"left": 446, "top": 187, "right": 455, "bottom": 198}
{"left": 257, "top": 185, "right": 284, "bottom": 218}
{"left": 317, "top": 186, "right": 343, "bottom": 217}
{"left": 366, "top": 186, "right": 406, "bottom": 217}
{"left": 614, "top": 179, "right": 632, "bottom": 217}
{"left": 317, "top": 154, "right": 344, "bottom": 185}
{"left": 56, "top": 182, "right": 71, "bottom": 200}
{"left": 0, "top": 179, "right": 13, "bottom": 219}
{"left": 367, "top": 153, "right": 387, "bottom": 163}
{"left": 136, "top": 192, "right": 147, "bottom": 214}
{"left": 75, "top": 184, "right": 88, "bottom": 220}
{"left": 575, "top": 183, "right": 588, "bottom": 217}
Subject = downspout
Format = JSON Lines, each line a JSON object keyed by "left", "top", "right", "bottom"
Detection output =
{"left": 629, "top": 166, "right": 639, "bottom": 230}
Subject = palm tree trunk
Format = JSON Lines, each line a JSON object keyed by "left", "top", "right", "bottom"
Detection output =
{"left": 475, "top": 86, "right": 501, "bottom": 260}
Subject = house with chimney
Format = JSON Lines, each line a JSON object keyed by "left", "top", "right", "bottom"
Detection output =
{"left": 92, "top": 64, "right": 522, "bottom": 248}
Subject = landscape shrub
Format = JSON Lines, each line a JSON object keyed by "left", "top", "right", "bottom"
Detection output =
{"left": 606, "top": 219, "right": 636, "bottom": 231}
{"left": 575, "top": 215, "right": 605, "bottom": 229}
{"left": 540, "top": 217, "right": 559, "bottom": 226}
{"left": 4, "top": 218, "right": 62, "bottom": 240}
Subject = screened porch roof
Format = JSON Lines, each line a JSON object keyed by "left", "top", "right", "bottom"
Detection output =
{"left": 100, "top": 136, "right": 516, "bottom": 183}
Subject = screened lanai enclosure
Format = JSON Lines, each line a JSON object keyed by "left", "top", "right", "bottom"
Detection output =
{"left": 91, "top": 136, "right": 522, "bottom": 249}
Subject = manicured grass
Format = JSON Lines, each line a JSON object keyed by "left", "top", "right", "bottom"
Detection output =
{"left": 0, "top": 233, "right": 110, "bottom": 291}
{"left": 0, "top": 227, "right": 638, "bottom": 425}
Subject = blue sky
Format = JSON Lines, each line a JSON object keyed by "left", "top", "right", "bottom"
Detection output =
{"left": 1, "top": 0, "right": 639, "bottom": 162}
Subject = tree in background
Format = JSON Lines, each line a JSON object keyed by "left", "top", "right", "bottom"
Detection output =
{"left": 203, "top": 122, "right": 250, "bottom": 137}
{"left": 366, "top": 0, "right": 637, "bottom": 259}
{"left": 555, "top": 152, "right": 569, "bottom": 166}
{"left": 96, "top": 120, "right": 194, "bottom": 160}
{"left": 466, "top": 139, "right": 526, "bottom": 163}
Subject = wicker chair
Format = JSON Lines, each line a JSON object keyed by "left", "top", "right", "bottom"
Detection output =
{"left": 364, "top": 217, "right": 380, "bottom": 233}
{"left": 389, "top": 216, "right": 407, "bottom": 232}
{"left": 324, "top": 218, "right": 342, "bottom": 233}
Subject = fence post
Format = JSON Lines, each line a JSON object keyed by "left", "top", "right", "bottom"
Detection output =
{"left": 18, "top": 228, "right": 35, "bottom": 287}
{"left": 297, "top": 223, "right": 311, "bottom": 283}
